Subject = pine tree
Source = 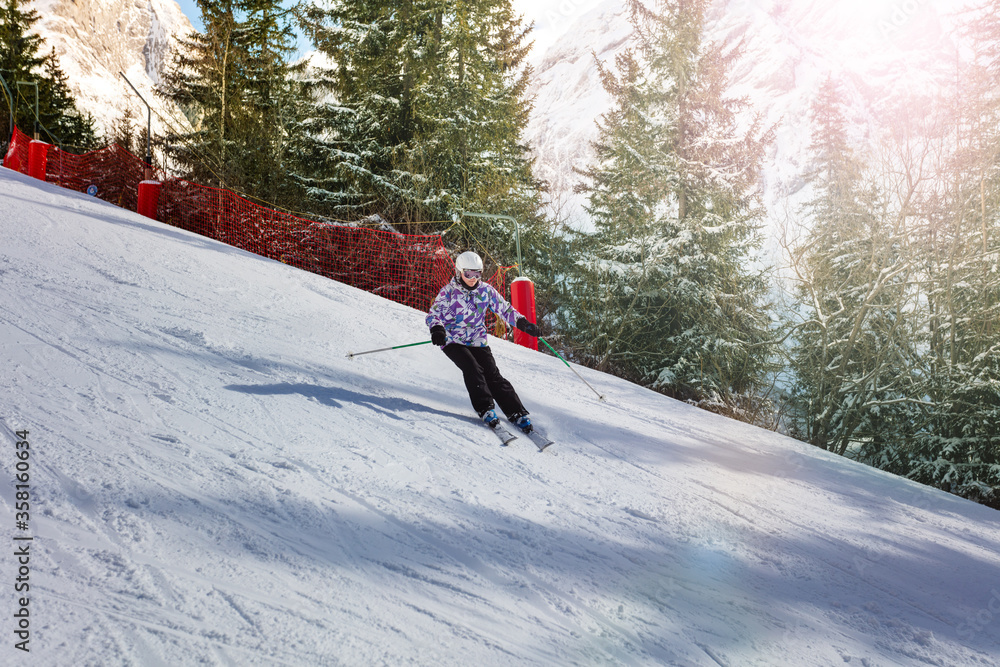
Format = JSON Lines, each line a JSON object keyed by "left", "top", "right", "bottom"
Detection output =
{"left": 0, "top": 0, "right": 97, "bottom": 149}
{"left": 904, "top": 3, "right": 1000, "bottom": 506}
{"left": 235, "top": 0, "right": 306, "bottom": 206}
{"left": 159, "top": 0, "right": 305, "bottom": 207}
{"left": 564, "top": 0, "right": 776, "bottom": 418}
{"left": 561, "top": 46, "right": 670, "bottom": 380}
{"left": 112, "top": 103, "right": 139, "bottom": 155}
{"left": 296, "top": 0, "right": 543, "bottom": 235}
{"left": 0, "top": 0, "right": 45, "bottom": 139}
{"left": 161, "top": 0, "right": 242, "bottom": 185}
{"left": 37, "top": 49, "right": 99, "bottom": 150}
{"left": 786, "top": 77, "right": 921, "bottom": 458}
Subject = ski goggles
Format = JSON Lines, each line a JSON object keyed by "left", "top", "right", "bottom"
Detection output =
{"left": 462, "top": 269, "right": 482, "bottom": 280}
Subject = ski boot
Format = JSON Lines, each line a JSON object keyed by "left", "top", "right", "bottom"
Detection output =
{"left": 509, "top": 412, "right": 533, "bottom": 434}
{"left": 480, "top": 408, "right": 500, "bottom": 428}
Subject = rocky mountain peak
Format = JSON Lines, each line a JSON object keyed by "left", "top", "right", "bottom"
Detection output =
{"left": 30, "top": 0, "right": 193, "bottom": 141}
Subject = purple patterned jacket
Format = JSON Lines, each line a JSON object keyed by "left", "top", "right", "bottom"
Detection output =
{"left": 426, "top": 278, "right": 522, "bottom": 347}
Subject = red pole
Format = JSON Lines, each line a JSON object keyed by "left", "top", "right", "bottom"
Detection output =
{"left": 511, "top": 277, "right": 538, "bottom": 350}
{"left": 28, "top": 140, "right": 49, "bottom": 180}
{"left": 137, "top": 180, "right": 161, "bottom": 220}
{"left": 3, "top": 128, "right": 25, "bottom": 173}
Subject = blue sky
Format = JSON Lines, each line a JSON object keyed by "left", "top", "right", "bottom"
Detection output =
{"left": 172, "top": 0, "right": 312, "bottom": 57}
{"left": 174, "top": 0, "right": 202, "bottom": 31}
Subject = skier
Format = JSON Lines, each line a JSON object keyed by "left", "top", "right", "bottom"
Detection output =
{"left": 427, "top": 251, "right": 540, "bottom": 432}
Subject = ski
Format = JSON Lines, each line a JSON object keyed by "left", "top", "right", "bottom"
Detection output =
{"left": 510, "top": 421, "right": 554, "bottom": 452}
{"left": 488, "top": 421, "right": 519, "bottom": 446}
{"left": 523, "top": 429, "right": 554, "bottom": 452}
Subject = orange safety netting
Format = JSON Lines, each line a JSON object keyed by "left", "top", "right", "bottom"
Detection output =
{"left": 3, "top": 126, "right": 516, "bottom": 316}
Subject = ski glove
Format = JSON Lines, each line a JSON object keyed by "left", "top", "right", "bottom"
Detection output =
{"left": 430, "top": 325, "right": 447, "bottom": 346}
{"left": 516, "top": 317, "right": 540, "bottom": 338}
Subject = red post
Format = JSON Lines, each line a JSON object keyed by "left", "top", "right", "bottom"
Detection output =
{"left": 137, "top": 180, "right": 161, "bottom": 220}
{"left": 3, "top": 151, "right": 20, "bottom": 173}
{"left": 511, "top": 277, "right": 538, "bottom": 351}
{"left": 3, "top": 142, "right": 22, "bottom": 173}
{"left": 28, "top": 140, "right": 49, "bottom": 180}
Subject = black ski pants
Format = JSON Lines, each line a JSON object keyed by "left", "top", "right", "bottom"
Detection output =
{"left": 442, "top": 344, "right": 526, "bottom": 418}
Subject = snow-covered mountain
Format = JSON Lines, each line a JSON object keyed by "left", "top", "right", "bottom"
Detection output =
{"left": 29, "top": 0, "right": 194, "bottom": 139}
{"left": 524, "top": 0, "right": 972, "bottom": 231}
{"left": 3, "top": 164, "right": 1000, "bottom": 664}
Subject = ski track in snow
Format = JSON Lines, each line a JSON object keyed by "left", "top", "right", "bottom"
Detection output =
{"left": 2, "top": 168, "right": 1000, "bottom": 665}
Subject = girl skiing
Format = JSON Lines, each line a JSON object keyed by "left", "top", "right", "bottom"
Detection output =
{"left": 426, "top": 251, "right": 540, "bottom": 432}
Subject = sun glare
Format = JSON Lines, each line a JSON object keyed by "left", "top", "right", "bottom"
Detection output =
{"left": 784, "top": 0, "right": 963, "bottom": 67}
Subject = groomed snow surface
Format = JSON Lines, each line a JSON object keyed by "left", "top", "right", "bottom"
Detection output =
{"left": 1, "top": 167, "right": 999, "bottom": 666}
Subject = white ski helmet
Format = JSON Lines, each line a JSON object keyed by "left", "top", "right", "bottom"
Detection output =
{"left": 455, "top": 251, "right": 484, "bottom": 279}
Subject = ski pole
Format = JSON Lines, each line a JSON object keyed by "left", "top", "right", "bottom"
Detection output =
{"left": 346, "top": 340, "right": 433, "bottom": 359}
{"left": 539, "top": 338, "right": 606, "bottom": 402}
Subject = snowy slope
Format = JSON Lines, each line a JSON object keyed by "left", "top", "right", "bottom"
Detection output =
{"left": 2, "top": 167, "right": 1000, "bottom": 666}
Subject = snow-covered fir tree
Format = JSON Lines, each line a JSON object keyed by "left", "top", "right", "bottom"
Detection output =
{"left": 159, "top": 0, "right": 305, "bottom": 207}
{"left": 295, "top": 0, "right": 543, "bottom": 235}
{"left": 786, "top": 76, "right": 921, "bottom": 458}
{"left": 903, "top": 2, "right": 1000, "bottom": 507}
{"left": 563, "top": 0, "right": 776, "bottom": 418}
